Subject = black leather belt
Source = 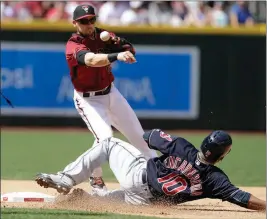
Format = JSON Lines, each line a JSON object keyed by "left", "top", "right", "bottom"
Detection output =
{"left": 83, "top": 85, "right": 111, "bottom": 98}
{"left": 142, "top": 169, "right": 147, "bottom": 184}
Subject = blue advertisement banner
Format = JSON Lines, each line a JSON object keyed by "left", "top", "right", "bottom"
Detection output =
{"left": 1, "top": 42, "right": 200, "bottom": 119}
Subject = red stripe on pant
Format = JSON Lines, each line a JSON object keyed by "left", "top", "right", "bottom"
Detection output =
{"left": 75, "top": 98, "right": 99, "bottom": 143}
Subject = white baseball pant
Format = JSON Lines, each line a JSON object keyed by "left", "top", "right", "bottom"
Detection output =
{"left": 61, "top": 137, "right": 153, "bottom": 205}
{"left": 73, "top": 84, "right": 157, "bottom": 177}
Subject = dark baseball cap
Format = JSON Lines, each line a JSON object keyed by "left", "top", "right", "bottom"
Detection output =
{"left": 73, "top": 5, "right": 96, "bottom": 21}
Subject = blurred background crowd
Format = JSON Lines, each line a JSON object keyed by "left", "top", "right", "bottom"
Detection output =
{"left": 1, "top": 1, "right": 266, "bottom": 27}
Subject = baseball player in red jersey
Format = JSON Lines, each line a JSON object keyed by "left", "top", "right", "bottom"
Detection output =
{"left": 65, "top": 4, "right": 157, "bottom": 191}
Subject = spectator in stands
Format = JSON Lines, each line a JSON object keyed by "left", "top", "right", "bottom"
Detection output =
{"left": 147, "top": 1, "right": 172, "bottom": 26}
{"left": 230, "top": 1, "right": 254, "bottom": 26}
{"left": 0, "top": 2, "right": 4, "bottom": 19}
{"left": 120, "top": 1, "right": 148, "bottom": 26}
{"left": 5, "top": 1, "right": 42, "bottom": 22}
{"left": 184, "top": 1, "right": 209, "bottom": 27}
{"left": 98, "top": 1, "right": 129, "bottom": 26}
{"left": 184, "top": 1, "right": 202, "bottom": 18}
{"left": 170, "top": 1, "right": 189, "bottom": 27}
{"left": 14, "top": 2, "right": 33, "bottom": 21}
{"left": 23, "top": 1, "right": 43, "bottom": 19}
{"left": 1, "top": 2, "right": 16, "bottom": 20}
{"left": 208, "top": 1, "right": 228, "bottom": 27}
{"left": 45, "top": 2, "right": 69, "bottom": 22}
{"left": 2, "top": 0, "right": 263, "bottom": 27}
{"left": 2, "top": 1, "right": 48, "bottom": 21}
{"left": 65, "top": 1, "right": 80, "bottom": 21}
{"left": 40, "top": 1, "right": 54, "bottom": 17}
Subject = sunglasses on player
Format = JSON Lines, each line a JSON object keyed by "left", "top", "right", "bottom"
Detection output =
{"left": 77, "top": 17, "right": 97, "bottom": 25}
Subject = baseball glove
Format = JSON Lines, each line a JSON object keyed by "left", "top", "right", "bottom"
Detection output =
{"left": 104, "top": 35, "right": 136, "bottom": 55}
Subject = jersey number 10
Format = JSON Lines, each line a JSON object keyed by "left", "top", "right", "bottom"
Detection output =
{"left": 158, "top": 172, "right": 188, "bottom": 196}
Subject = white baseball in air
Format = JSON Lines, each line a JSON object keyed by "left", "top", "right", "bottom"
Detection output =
{"left": 100, "top": 31, "right": 111, "bottom": 42}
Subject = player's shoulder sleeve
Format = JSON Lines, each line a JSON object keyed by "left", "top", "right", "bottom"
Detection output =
{"left": 143, "top": 129, "right": 190, "bottom": 155}
{"left": 66, "top": 36, "right": 90, "bottom": 61}
{"left": 206, "top": 167, "right": 240, "bottom": 201}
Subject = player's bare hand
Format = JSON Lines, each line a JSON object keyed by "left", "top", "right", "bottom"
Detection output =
{"left": 117, "top": 51, "right": 136, "bottom": 64}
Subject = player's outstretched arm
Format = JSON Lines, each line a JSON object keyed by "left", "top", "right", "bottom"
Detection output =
{"left": 78, "top": 51, "right": 136, "bottom": 67}
{"left": 247, "top": 194, "right": 266, "bottom": 211}
{"left": 226, "top": 190, "right": 266, "bottom": 211}
{"left": 209, "top": 173, "right": 266, "bottom": 212}
{"left": 83, "top": 52, "right": 111, "bottom": 67}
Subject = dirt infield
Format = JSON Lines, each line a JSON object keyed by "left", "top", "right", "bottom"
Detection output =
{"left": 1, "top": 180, "right": 266, "bottom": 219}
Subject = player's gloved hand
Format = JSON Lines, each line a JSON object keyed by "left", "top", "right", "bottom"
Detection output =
{"left": 108, "top": 34, "right": 136, "bottom": 56}
{"left": 117, "top": 51, "right": 136, "bottom": 64}
{"left": 121, "top": 44, "right": 136, "bottom": 56}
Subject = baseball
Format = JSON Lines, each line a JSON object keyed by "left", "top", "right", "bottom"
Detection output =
{"left": 100, "top": 31, "right": 111, "bottom": 42}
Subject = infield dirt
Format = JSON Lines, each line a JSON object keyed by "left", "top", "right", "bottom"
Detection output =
{"left": 1, "top": 180, "right": 266, "bottom": 219}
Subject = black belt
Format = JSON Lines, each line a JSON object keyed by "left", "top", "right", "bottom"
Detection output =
{"left": 142, "top": 169, "right": 147, "bottom": 184}
{"left": 83, "top": 85, "right": 111, "bottom": 97}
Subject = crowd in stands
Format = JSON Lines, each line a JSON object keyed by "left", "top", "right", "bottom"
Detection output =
{"left": 1, "top": 1, "right": 263, "bottom": 27}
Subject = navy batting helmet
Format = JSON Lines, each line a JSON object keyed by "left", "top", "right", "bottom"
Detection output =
{"left": 200, "top": 130, "right": 232, "bottom": 163}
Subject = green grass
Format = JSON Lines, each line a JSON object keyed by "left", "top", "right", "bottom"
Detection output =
{"left": 1, "top": 208, "right": 173, "bottom": 219}
{"left": 1, "top": 130, "right": 266, "bottom": 186}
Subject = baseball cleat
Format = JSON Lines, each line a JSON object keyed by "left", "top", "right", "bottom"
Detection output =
{"left": 35, "top": 173, "right": 74, "bottom": 195}
{"left": 89, "top": 176, "right": 107, "bottom": 190}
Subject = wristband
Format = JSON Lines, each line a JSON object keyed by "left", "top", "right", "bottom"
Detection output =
{"left": 107, "top": 53, "right": 119, "bottom": 63}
